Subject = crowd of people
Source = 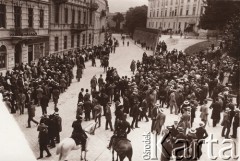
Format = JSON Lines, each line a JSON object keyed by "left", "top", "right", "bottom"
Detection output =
{"left": 1, "top": 33, "right": 239, "bottom": 160}
{"left": 74, "top": 39, "right": 240, "bottom": 161}
{"left": 0, "top": 33, "right": 120, "bottom": 159}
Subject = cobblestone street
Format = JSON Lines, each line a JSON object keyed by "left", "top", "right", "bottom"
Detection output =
{"left": 13, "top": 34, "right": 238, "bottom": 161}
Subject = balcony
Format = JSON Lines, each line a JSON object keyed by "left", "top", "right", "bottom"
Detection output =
{"left": 89, "top": 2, "right": 99, "bottom": 11}
{"left": 100, "top": 10, "right": 107, "bottom": 18}
{"left": 70, "top": 24, "right": 88, "bottom": 33}
{"left": 53, "top": 0, "right": 68, "bottom": 4}
{"left": 9, "top": 28, "right": 37, "bottom": 36}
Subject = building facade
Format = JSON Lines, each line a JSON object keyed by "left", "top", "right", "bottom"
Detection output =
{"left": 93, "top": 0, "right": 108, "bottom": 46}
{"left": 48, "top": 0, "right": 100, "bottom": 55}
{"left": 0, "top": 0, "right": 49, "bottom": 71}
{"left": 147, "top": 0, "right": 205, "bottom": 33}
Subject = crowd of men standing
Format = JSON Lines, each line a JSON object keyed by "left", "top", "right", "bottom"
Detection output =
{"left": 0, "top": 33, "right": 119, "bottom": 159}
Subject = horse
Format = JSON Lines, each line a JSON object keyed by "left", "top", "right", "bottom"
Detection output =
{"left": 112, "top": 138, "right": 132, "bottom": 161}
{"left": 56, "top": 122, "right": 97, "bottom": 161}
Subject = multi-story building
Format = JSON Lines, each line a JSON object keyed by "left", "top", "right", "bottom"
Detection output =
{"left": 0, "top": 0, "right": 49, "bottom": 71}
{"left": 147, "top": 0, "right": 205, "bottom": 33}
{"left": 48, "top": 0, "right": 100, "bottom": 55}
{"left": 93, "top": 0, "right": 108, "bottom": 46}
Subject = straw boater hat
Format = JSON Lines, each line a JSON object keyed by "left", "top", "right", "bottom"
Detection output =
{"left": 159, "top": 108, "right": 164, "bottom": 113}
{"left": 155, "top": 102, "right": 161, "bottom": 107}
{"left": 78, "top": 102, "right": 83, "bottom": 106}
{"left": 189, "top": 128, "right": 196, "bottom": 134}
{"left": 184, "top": 101, "right": 190, "bottom": 105}
{"left": 199, "top": 121, "right": 205, "bottom": 127}
{"left": 235, "top": 108, "right": 240, "bottom": 113}
{"left": 225, "top": 108, "right": 230, "bottom": 112}
{"left": 76, "top": 115, "right": 83, "bottom": 120}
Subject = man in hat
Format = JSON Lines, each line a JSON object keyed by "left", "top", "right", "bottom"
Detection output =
{"left": 170, "top": 120, "right": 179, "bottom": 140}
{"left": 78, "top": 88, "right": 84, "bottom": 103}
{"left": 231, "top": 108, "right": 240, "bottom": 139}
{"left": 40, "top": 93, "right": 49, "bottom": 115}
{"left": 26, "top": 100, "right": 39, "bottom": 128}
{"left": 105, "top": 102, "right": 113, "bottom": 131}
{"left": 160, "top": 128, "right": 173, "bottom": 161}
{"left": 173, "top": 127, "right": 187, "bottom": 160}
{"left": 196, "top": 122, "right": 208, "bottom": 159}
{"left": 154, "top": 108, "right": 166, "bottom": 135}
{"left": 200, "top": 99, "right": 209, "bottom": 128}
{"left": 151, "top": 103, "right": 159, "bottom": 133}
{"left": 221, "top": 108, "right": 231, "bottom": 138}
{"left": 169, "top": 89, "right": 178, "bottom": 115}
{"left": 107, "top": 113, "right": 131, "bottom": 150}
{"left": 93, "top": 102, "right": 102, "bottom": 127}
{"left": 131, "top": 100, "right": 140, "bottom": 128}
{"left": 71, "top": 115, "right": 88, "bottom": 158}
{"left": 52, "top": 108, "right": 62, "bottom": 144}
{"left": 37, "top": 123, "right": 51, "bottom": 159}
{"left": 210, "top": 98, "right": 222, "bottom": 127}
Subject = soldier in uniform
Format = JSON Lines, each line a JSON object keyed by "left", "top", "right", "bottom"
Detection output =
{"left": 107, "top": 114, "right": 131, "bottom": 150}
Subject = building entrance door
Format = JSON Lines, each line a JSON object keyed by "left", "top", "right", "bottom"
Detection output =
{"left": 14, "top": 43, "right": 22, "bottom": 66}
{"left": 28, "top": 45, "right": 33, "bottom": 64}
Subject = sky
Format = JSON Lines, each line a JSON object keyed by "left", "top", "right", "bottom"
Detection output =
{"left": 108, "top": 0, "right": 148, "bottom": 13}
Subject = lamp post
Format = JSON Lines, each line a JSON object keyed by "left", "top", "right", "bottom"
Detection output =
{"left": 154, "top": 26, "right": 162, "bottom": 55}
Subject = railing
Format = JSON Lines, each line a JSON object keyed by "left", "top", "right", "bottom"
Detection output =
{"left": 53, "top": 0, "right": 68, "bottom": 4}
{"left": 9, "top": 28, "right": 37, "bottom": 36}
{"left": 70, "top": 24, "right": 88, "bottom": 33}
{"left": 89, "top": 2, "right": 99, "bottom": 11}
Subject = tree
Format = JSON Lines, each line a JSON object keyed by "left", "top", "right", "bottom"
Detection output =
{"left": 224, "top": 13, "right": 240, "bottom": 58}
{"left": 112, "top": 12, "right": 124, "bottom": 32}
{"left": 199, "top": 0, "right": 240, "bottom": 30}
{"left": 125, "top": 5, "right": 147, "bottom": 34}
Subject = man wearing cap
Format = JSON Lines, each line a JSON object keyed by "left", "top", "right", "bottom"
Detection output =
{"left": 221, "top": 108, "right": 231, "bottom": 138}
{"left": 37, "top": 123, "right": 51, "bottom": 159}
{"left": 78, "top": 88, "right": 84, "bottom": 103}
{"left": 53, "top": 108, "right": 62, "bottom": 144}
{"left": 131, "top": 100, "right": 140, "bottom": 128}
{"left": 196, "top": 122, "right": 208, "bottom": 159}
{"left": 107, "top": 113, "right": 131, "bottom": 150}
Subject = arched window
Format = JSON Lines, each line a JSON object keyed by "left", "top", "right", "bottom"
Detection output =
{"left": 0, "top": 45, "right": 6, "bottom": 68}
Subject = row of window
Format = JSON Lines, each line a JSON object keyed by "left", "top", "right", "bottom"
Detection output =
{"left": 54, "top": 34, "right": 93, "bottom": 51}
{"left": 148, "top": 21, "right": 189, "bottom": 30}
{"left": 150, "top": 5, "right": 203, "bottom": 18}
{"left": 55, "top": 6, "right": 91, "bottom": 25}
{"left": 0, "top": 4, "right": 44, "bottom": 28}
{"left": 150, "top": 0, "right": 199, "bottom": 8}
{"left": 0, "top": 45, "right": 6, "bottom": 68}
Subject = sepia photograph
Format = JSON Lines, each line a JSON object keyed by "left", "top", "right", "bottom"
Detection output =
{"left": 0, "top": 0, "right": 239, "bottom": 161}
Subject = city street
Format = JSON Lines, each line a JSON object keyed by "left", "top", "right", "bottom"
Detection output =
{"left": 13, "top": 34, "right": 238, "bottom": 161}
